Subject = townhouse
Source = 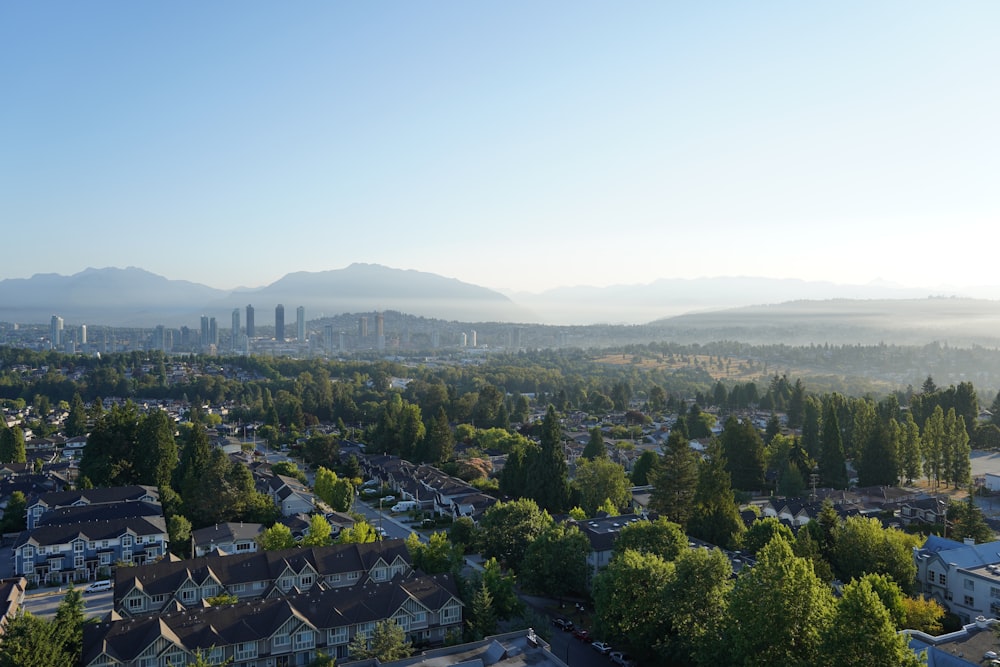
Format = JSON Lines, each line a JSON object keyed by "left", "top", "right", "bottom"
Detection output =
{"left": 114, "top": 540, "right": 412, "bottom": 617}
{"left": 12, "top": 515, "right": 169, "bottom": 585}
{"left": 83, "top": 573, "right": 464, "bottom": 667}
{"left": 26, "top": 485, "right": 159, "bottom": 530}
{"left": 363, "top": 455, "right": 497, "bottom": 521}
{"left": 914, "top": 535, "right": 1000, "bottom": 624}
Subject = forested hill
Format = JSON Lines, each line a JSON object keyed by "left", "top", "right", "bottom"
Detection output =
{"left": 652, "top": 297, "right": 1000, "bottom": 347}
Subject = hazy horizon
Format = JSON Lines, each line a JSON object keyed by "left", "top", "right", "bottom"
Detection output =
{"left": 3, "top": 3, "right": 998, "bottom": 293}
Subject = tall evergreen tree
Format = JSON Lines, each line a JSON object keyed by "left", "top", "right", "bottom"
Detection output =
{"left": 134, "top": 409, "right": 178, "bottom": 488}
{"left": 923, "top": 405, "right": 946, "bottom": 488}
{"left": 526, "top": 406, "right": 570, "bottom": 513}
{"left": 582, "top": 426, "right": 606, "bottom": 460}
{"left": 687, "top": 440, "right": 744, "bottom": 549}
{"left": 947, "top": 411, "right": 971, "bottom": 488}
{"left": 720, "top": 416, "right": 766, "bottom": 491}
{"left": 64, "top": 392, "right": 88, "bottom": 438}
{"left": 818, "top": 405, "right": 848, "bottom": 489}
{"left": 898, "top": 412, "right": 922, "bottom": 485}
{"left": 857, "top": 420, "right": 898, "bottom": 487}
{"left": 421, "top": 407, "right": 454, "bottom": 463}
{"left": 650, "top": 428, "right": 698, "bottom": 527}
{"left": 0, "top": 424, "right": 26, "bottom": 465}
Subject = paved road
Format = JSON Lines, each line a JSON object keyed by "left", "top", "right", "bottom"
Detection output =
{"left": 22, "top": 588, "right": 112, "bottom": 620}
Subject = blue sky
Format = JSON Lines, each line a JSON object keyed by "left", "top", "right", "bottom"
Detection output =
{"left": 2, "top": 2, "right": 998, "bottom": 293}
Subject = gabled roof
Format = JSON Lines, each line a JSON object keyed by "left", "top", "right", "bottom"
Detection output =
{"left": 85, "top": 574, "right": 460, "bottom": 664}
{"left": 923, "top": 539, "right": 1000, "bottom": 570}
{"left": 15, "top": 515, "right": 168, "bottom": 549}
{"left": 36, "top": 501, "right": 164, "bottom": 527}
{"left": 114, "top": 540, "right": 411, "bottom": 602}
{"left": 191, "top": 522, "right": 264, "bottom": 547}
{"left": 28, "top": 485, "right": 159, "bottom": 509}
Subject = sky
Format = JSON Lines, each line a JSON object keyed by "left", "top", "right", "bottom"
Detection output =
{"left": 2, "top": 2, "right": 998, "bottom": 295}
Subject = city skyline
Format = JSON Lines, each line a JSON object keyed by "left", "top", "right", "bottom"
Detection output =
{"left": 2, "top": 3, "right": 998, "bottom": 294}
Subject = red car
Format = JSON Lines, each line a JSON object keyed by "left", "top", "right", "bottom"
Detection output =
{"left": 572, "top": 628, "right": 592, "bottom": 643}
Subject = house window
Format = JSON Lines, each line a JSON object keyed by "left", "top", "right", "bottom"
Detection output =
{"left": 294, "top": 630, "right": 315, "bottom": 650}
{"left": 965, "top": 579, "right": 975, "bottom": 591}
{"left": 328, "top": 574, "right": 341, "bottom": 583}
{"left": 441, "top": 605, "right": 460, "bottom": 623}
{"left": 38, "top": 546, "right": 46, "bottom": 555}
{"left": 74, "top": 541, "right": 84, "bottom": 553}
{"left": 235, "top": 641, "right": 257, "bottom": 660}
{"left": 100, "top": 553, "right": 111, "bottom": 565}
{"left": 236, "top": 542, "right": 252, "bottom": 551}
{"left": 373, "top": 567, "right": 388, "bottom": 581}
{"left": 347, "top": 572, "right": 360, "bottom": 581}
{"left": 88, "top": 541, "right": 95, "bottom": 549}
{"left": 181, "top": 589, "right": 196, "bottom": 602}
{"left": 991, "top": 587, "right": 1000, "bottom": 599}
{"left": 127, "top": 597, "right": 143, "bottom": 611}
{"left": 74, "top": 555, "right": 84, "bottom": 569}
{"left": 153, "top": 594, "right": 166, "bottom": 604}
{"left": 328, "top": 627, "right": 349, "bottom": 645}
{"left": 965, "top": 595, "right": 975, "bottom": 606}
{"left": 356, "top": 622, "right": 375, "bottom": 639}
{"left": 412, "top": 611, "right": 426, "bottom": 625}
{"left": 233, "top": 584, "right": 246, "bottom": 593}
{"left": 273, "top": 634, "right": 290, "bottom": 650}
{"left": 300, "top": 575, "right": 313, "bottom": 587}
{"left": 939, "top": 573, "right": 947, "bottom": 585}
{"left": 122, "top": 535, "right": 133, "bottom": 547}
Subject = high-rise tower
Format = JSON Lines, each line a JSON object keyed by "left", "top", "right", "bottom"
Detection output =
{"left": 296, "top": 306, "right": 305, "bottom": 341}
{"left": 246, "top": 304, "right": 255, "bottom": 338}
{"left": 50, "top": 315, "right": 63, "bottom": 349}
{"left": 231, "top": 309, "right": 241, "bottom": 350}
{"left": 200, "top": 316, "right": 210, "bottom": 348}
{"left": 275, "top": 304, "right": 285, "bottom": 342}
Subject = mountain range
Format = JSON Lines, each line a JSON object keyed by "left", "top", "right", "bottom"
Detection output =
{"left": 3, "top": 264, "right": 1000, "bottom": 346}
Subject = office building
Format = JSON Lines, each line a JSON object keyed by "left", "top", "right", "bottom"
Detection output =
{"left": 359, "top": 316, "right": 368, "bottom": 338}
{"left": 50, "top": 315, "right": 63, "bottom": 349}
{"left": 200, "top": 316, "right": 209, "bottom": 348}
{"left": 296, "top": 306, "right": 305, "bottom": 341}
{"left": 231, "top": 309, "right": 240, "bottom": 351}
{"left": 275, "top": 304, "right": 285, "bottom": 342}
{"left": 470, "top": 330, "right": 477, "bottom": 348}
{"left": 246, "top": 304, "right": 255, "bottom": 338}
{"left": 209, "top": 317, "right": 218, "bottom": 347}
{"left": 80, "top": 324, "right": 87, "bottom": 345}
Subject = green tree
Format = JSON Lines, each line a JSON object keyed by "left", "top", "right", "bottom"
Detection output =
{"left": 314, "top": 467, "right": 354, "bottom": 512}
{"left": 818, "top": 403, "right": 848, "bottom": 488}
{"left": 950, "top": 491, "right": 994, "bottom": 544}
{"left": 520, "top": 523, "right": 591, "bottom": 597}
{"left": 258, "top": 523, "right": 296, "bottom": 551}
{"left": 818, "top": 577, "right": 920, "bottom": 667}
{"left": 592, "top": 548, "right": 674, "bottom": 655}
{"left": 348, "top": 619, "right": 412, "bottom": 662}
{"left": 478, "top": 498, "right": 552, "bottom": 573}
{"left": 574, "top": 457, "right": 630, "bottom": 516}
{"left": 662, "top": 547, "right": 733, "bottom": 665}
{"left": 687, "top": 440, "right": 744, "bottom": 549}
{"left": 0, "top": 424, "right": 27, "bottom": 465}
{"left": 650, "top": 426, "right": 698, "bottom": 526}
{"left": 582, "top": 426, "right": 606, "bottom": 460}
{"left": 742, "top": 517, "right": 795, "bottom": 555}
{"left": 720, "top": 416, "right": 766, "bottom": 491}
{"left": 421, "top": 407, "right": 454, "bottom": 463}
{"left": 301, "top": 514, "right": 333, "bottom": 547}
{"left": 475, "top": 557, "right": 522, "bottom": 620}
{"left": 831, "top": 516, "right": 919, "bottom": 590}
{"left": 856, "top": 420, "right": 899, "bottom": 487}
{"left": 167, "top": 514, "right": 193, "bottom": 558}
{"left": 630, "top": 450, "right": 657, "bottom": 486}
{"left": 923, "top": 405, "right": 946, "bottom": 488}
{"left": 898, "top": 412, "right": 923, "bottom": 485}
{"left": 134, "top": 409, "right": 178, "bottom": 488}
{"left": 406, "top": 531, "right": 461, "bottom": 574}
{"left": 448, "top": 516, "right": 478, "bottom": 553}
{"left": 0, "top": 490, "right": 27, "bottom": 534}
{"left": 612, "top": 517, "right": 686, "bottom": 561}
{"left": 338, "top": 520, "right": 378, "bottom": 544}
{"left": 64, "top": 393, "right": 88, "bottom": 438}
{"left": 723, "top": 536, "right": 834, "bottom": 667}
{"left": 948, "top": 412, "right": 972, "bottom": 488}
{"left": 526, "top": 406, "right": 570, "bottom": 513}
{"left": 466, "top": 579, "right": 497, "bottom": 640}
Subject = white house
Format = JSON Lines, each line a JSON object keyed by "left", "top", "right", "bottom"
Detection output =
{"left": 914, "top": 535, "right": 1000, "bottom": 624}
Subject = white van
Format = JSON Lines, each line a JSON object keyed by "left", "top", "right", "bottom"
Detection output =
{"left": 391, "top": 501, "right": 418, "bottom": 513}
{"left": 85, "top": 580, "right": 112, "bottom": 593}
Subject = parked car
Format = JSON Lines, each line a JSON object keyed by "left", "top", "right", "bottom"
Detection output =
{"left": 591, "top": 642, "right": 613, "bottom": 655}
{"left": 610, "top": 651, "right": 635, "bottom": 667}
{"left": 572, "top": 628, "right": 592, "bottom": 642}
{"left": 380, "top": 495, "right": 396, "bottom": 505}
{"left": 551, "top": 617, "right": 574, "bottom": 631}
